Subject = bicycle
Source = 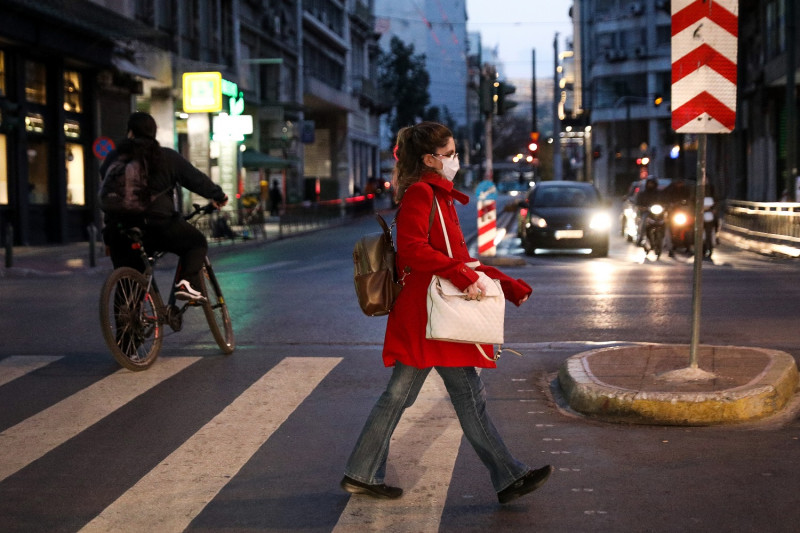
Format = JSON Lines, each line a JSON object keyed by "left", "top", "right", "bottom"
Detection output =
{"left": 99, "top": 203, "right": 235, "bottom": 371}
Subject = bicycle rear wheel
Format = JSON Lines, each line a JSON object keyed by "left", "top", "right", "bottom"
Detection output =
{"left": 99, "top": 267, "right": 164, "bottom": 371}
{"left": 199, "top": 262, "right": 235, "bottom": 354}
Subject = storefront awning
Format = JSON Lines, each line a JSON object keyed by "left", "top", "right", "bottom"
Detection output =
{"left": 241, "top": 149, "right": 296, "bottom": 169}
{"left": 111, "top": 55, "right": 156, "bottom": 79}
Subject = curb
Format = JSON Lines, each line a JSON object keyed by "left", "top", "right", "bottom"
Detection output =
{"left": 558, "top": 344, "right": 800, "bottom": 426}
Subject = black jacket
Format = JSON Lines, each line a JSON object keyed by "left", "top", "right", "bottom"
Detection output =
{"left": 100, "top": 144, "right": 226, "bottom": 221}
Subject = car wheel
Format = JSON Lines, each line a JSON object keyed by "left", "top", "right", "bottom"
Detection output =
{"left": 591, "top": 241, "right": 609, "bottom": 258}
{"left": 522, "top": 236, "right": 536, "bottom": 256}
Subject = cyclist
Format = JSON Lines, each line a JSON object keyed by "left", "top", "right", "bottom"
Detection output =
{"left": 100, "top": 112, "right": 228, "bottom": 302}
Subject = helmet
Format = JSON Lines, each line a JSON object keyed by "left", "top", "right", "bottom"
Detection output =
{"left": 645, "top": 176, "right": 658, "bottom": 190}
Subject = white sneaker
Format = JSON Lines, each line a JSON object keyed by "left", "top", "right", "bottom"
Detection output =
{"left": 174, "top": 279, "right": 206, "bottom": 302}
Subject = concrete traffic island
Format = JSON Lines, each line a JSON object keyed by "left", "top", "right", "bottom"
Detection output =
{"left": 558, "top": 344, "right": 799, "bottom": 426}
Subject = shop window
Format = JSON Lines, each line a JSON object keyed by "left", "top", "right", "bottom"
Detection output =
{"left": 25, "top": 112, "right": 44, "bottom": 134}
{"left": 65, "top": 143, "right": 85, "bottom": 205}
{"left": 0, "top": 51, "right": 5, "bottom": 97}
{"left": 64, "top": 119, "right": 81, "bottom": 139}
{"left": 0, "top": 134, "right": 7, "bottom": 204}
{"left": 64, "top": 71, "right": 82, "bottom": 113}
{"left": 25, "top": 61, "right": 47, "bottom": 105}
{"left": 27, "top": 140, "right": 49, "bottom": 204}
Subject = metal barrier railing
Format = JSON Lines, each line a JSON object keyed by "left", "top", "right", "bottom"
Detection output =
{"left": 195, "top": 195, "right": 376, "bottom": 242}
{"left": 723, "top": 200, "right": 800, "bottom": 243}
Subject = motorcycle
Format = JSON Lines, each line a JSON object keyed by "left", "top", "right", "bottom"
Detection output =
{"left": 642, "top": 203, "right": 666, "bottom": 258}
{"left": 668, "top": 200, "right": 694, "bottom": 254}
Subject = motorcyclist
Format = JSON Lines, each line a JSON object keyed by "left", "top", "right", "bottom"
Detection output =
{"left": 634, "top": 176, "right": 663, "bottom": 247}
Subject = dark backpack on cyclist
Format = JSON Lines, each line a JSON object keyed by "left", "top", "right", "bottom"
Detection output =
{"left": 98, "top": 155, "right": 152, "bottom": 216}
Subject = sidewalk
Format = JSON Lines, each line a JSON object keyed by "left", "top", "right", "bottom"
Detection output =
{"left": 0, "top": 218, "right": 328, "bottom": 278}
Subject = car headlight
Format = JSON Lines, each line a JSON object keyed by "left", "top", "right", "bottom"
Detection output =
{"left": 589, "top": 212, "right": 611, "bottom": 231}
{"left": 672, "top": 212, "right": 688, "bottom": 226}
{"left": 527, "top": 214, "right": 547, "bottom": 228}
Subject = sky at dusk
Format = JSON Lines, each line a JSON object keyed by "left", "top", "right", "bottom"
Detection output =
{"left": 466, "top": 0, "right": 575, "bottom": 80}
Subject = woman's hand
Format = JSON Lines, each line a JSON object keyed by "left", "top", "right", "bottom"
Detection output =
{"left": 463, "top": 279, "right": 487, "bottom": 301}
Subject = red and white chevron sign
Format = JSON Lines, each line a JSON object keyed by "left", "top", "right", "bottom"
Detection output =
{"left": 671, "top": 0, "right": 738, "bottom": 134}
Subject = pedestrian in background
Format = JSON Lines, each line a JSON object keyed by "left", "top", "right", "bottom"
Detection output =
{"left": 269, "top": 180, "right": 282, "bottom": 216}
{"left": 340, "top": 121, "right": 553, "bottom": 505}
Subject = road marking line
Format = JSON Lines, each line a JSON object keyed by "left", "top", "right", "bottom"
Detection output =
{"left": 334, "top": 373, "right": 463, "bottom": 532}
{"left": 0, "top": 356, "right": 62, "bottom": 387}
{"left": 0, "top": 357, "right": 199, "bottom": 483}
{"left": 231, "top": 260, "right": 297, "bottom": 274}
{"left": 80, "top": 356, "right": 341, "bottom": 533}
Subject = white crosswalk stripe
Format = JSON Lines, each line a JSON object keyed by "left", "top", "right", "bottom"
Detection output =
{"left": 80, "top": 356, "right": 341, "bottom": 533}
{"left": 0, "top": 355, "right": 476, "bottom": 531}
{"left": 0, "top": 355, "right": 62, "bottom": 387}
{"left": 0, "top": 356, "right": 199, "bottom": 483}
{"left": 334, "top": 373, "right": 463, "bottom": 532}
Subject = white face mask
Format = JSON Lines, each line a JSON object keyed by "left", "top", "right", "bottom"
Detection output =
{"left": 440, "top": 156, "right": 460, "bottom": 181}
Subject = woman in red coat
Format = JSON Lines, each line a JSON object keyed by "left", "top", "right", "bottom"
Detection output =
{"left": 341, "top": 122, "right": 553, "bottom": 504}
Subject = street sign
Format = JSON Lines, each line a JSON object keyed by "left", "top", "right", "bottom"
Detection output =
{"left": 671, "top": 0, "right": 738, "bottom": 133}
{"left": 92, "top": 136, "right": 115, "bottom": 159}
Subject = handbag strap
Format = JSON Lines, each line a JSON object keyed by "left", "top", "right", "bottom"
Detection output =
{"left": 434, "top": 195, "right": 454, "bottom": 258}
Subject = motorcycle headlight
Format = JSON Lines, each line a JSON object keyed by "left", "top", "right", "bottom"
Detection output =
{"left": 673, "top": 212, "right": 688, "bottom": 226}
{"left": 650, "top": 204, "right": 664, "bottom": 215}
{"left": 589, "top": 212, "right": 611, "bottom": 231}
{"left": 527, "top": 214, "right": 547, "bottom": 228}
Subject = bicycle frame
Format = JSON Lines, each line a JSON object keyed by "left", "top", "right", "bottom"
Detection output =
{"left": 100, "top": 203, "right": 235, "bottom": 370}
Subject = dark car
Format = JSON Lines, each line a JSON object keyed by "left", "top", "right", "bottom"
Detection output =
{"left": 518, "top": 181, "right": 611, "bottom": 257}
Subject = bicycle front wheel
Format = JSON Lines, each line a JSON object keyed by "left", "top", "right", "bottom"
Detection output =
{"left": 200, "top": 262, "right": 235, "bottom": 354}
{"left": 99, "top": 267, "right": 164, "bottom": 371}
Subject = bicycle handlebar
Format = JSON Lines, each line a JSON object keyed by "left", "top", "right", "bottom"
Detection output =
{"left": 185, "top": 202, "right": 218, "bottom": 221}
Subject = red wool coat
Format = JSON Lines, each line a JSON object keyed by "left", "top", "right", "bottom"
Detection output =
{"left": 382, "top": 173, "right": 533, "bottom": 369}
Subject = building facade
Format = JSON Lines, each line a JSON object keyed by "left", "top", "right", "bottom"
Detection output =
{"left": 0, "top": 0, "right": 384, "bottom": 246}
{"left": 574, "top": 0, "right": 674, "bottom": 197}
{"left": 574, "top": 0, "right": 800, "bottom": 202}
{"left": 373, "top": 0, "right": 469, "bottom": 132}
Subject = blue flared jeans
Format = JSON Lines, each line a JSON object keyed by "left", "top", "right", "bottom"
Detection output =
{"left": 344, "top": 362, "right": 529, "bottom": 493}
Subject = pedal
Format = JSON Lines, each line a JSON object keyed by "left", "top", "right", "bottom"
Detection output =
{"left": 166, "top": 305, "right": 183, "bottom": 332}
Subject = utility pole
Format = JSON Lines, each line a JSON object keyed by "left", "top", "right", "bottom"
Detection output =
{"left": 786, "top": 0, "right": 797, "bottom": 200}
{"left": 482, "top": 63, "right": 496, "bottom": 181}
{"left": 553, "top": 33, "right": 563, "bottom": 180}
{"left": 531, "top": 49, "right": 537, "bottom": 132}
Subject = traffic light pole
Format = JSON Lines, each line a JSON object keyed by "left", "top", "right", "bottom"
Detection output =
{"left": 484, "top": 112, "right": 493, "bottom": 180}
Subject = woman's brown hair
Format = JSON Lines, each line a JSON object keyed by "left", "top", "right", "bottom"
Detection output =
{"left": 392, "top": 121, "right": 453, "bottom": 202}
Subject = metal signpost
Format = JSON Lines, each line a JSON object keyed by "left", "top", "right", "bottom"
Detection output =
{"left": 671, "top": 0, "right": 738, "bottom": 368}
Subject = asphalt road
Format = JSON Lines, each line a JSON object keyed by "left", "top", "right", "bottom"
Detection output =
{"left": 1, "top": 198, "right": 799, "bottom": 532}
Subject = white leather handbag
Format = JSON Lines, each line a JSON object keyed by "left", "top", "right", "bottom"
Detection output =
{"left": 425, "top": 197, "right": 505, "bottom": 356}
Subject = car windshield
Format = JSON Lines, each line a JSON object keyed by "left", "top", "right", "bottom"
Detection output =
{"left": 531, "top": 186, "right": 598, "bottom": 208}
